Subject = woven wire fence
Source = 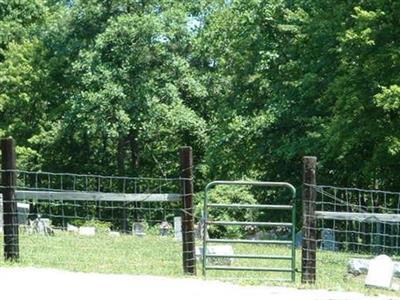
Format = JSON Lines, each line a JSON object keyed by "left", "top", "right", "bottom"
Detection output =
{"left": 0, "top": 169, "right": 196, "bottom": 275}
{"left": 303, "top": 184, "right": 400, "bottom": 283}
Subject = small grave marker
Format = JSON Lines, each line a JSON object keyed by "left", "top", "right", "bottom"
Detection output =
{"left": 321, "top": 228, "right": 336, "bottom": 251}
{"left": 174, "top": 216, "right": 182, "bottom": 241}
{"left": 133, "top": 222, "right": 145, "bottom": 237}
{"left": 29, "top": 216, "right": 54, "bottom": 235}
{"left": 67, "top": 223, "right": 79, "bottom": 233}
{"left": 295, "top": 231, "right": 303, "bottom": 248}
{"left": 195, "top": 218, "right": 208, "bottom": 240}
{"left": 159, "top": 221, "right": 171, "bottom": 236}
{"left": 348, "top": 258, "right": 400, "bottom": 278}
{"left": 195, "top": 245, "right": 234, "bottom": 265}
{"left": 17, "top": 202, "right": 30, "bottom": 225}
{"left": 365, "top": 255, "right": 394, "bottom": 289}
{"left": 79, "top": 226, "right": 96, "bottom": 236}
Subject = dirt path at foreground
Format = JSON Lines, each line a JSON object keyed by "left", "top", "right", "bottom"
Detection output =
{"left": 0, "top": 267, "right": 398, "bottom": 300}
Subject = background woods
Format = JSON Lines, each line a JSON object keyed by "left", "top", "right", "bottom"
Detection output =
{"left": 1, "top": 0, "right": 400, "bottom": 191}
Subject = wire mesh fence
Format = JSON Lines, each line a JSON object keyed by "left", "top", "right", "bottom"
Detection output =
{"left": 302, "top": 184, "right": 400, "bottom": 284}
{"left": 14, "top": 170, "right": 184, "bottom": 230}
{"left": 3, "top": 142, "right": 400, "bottom": 287}
{"left": 0, "top": 169, "right": 196, "bottom": 275}
{"left": 315, "top": 185, "right": 400, "bottom": 255}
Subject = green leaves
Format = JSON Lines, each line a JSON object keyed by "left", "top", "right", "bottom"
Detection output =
{"left": 203, "top": 185, "right": 258, "bottom": 238}
{"left": 1, "top": 0, "right": 400, "bottom": 190}
{"left": 374, "top": 85, "right": 400, "bottom": 112}
{"left": 0, "top": 0, "right": 47, "bottom": 53}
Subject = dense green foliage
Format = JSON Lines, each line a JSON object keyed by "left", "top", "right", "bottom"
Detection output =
{"left": 199, "top": 185, "right": 259, "bottom": 238}
{"left": 1, "top": 0, "right": 400, "bottom": 191}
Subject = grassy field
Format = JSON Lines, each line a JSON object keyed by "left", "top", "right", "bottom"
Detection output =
{"left": 0, "top": 232, "right": 398, "bottom": 297}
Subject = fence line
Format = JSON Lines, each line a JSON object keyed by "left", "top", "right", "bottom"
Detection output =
{"left": 0, "top": 138, "right": 196, "bottom": 275}
{"left": 301, "top": 156, "right": 400, "bottom": 284}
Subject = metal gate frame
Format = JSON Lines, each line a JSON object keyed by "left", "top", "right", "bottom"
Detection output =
{"left": 202, "top": 180, "right": 297, "bottom": 282}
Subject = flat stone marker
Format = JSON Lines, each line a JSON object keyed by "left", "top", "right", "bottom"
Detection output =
{"left": 174, "top": 217, "right": 182, "bottom": 241}
{"left": 348, "top": 258, "right": 370, "bottom": 276}
{"left": 365, "top": 255, "right": 394, "bottom": 289}
{"left": 348, "top": 257, "right": 400, "bottom": 278}
{"left": 195, "top": 245, "right": 234, "bottom": 265}
{"left": 67, "top": 223, "right": 79, "bottom": 233}
{"left": 79, "top": 226, "right": 96, "bottom": 236}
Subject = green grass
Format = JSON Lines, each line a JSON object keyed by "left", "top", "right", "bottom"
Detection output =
{"left": 0, "top": 232, "right": 398, "bottom": 297}
{"left": 0, "top": 232, "right": 183, "bottom": 277}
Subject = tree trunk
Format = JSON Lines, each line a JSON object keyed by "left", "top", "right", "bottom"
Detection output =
{"left": 129, "top": 131, "right": 140, "bottom": 176}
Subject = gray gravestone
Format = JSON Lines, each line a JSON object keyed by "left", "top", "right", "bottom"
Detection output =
{"left": 295, "top": 231, "right": 303, "bottom": 248}
{"left": 159, "top": 221, "right": 171, "bottom": 236}
{"left": 372, "top": 222, "right": 383, "bottom": 255}
{"left": 133, "top": 222, "right": 145, "bottom": 237}
{"left": 17, "top": 202, "right": 30, "bottom": 225}
{"left": 195, "top": 218, "right": 208, "bottom": 240}
{"left": 321, "top": 228, "right": 336, "bottom": 251}
{"left": 348, "top": 258, "right": 400, "bottom": 278}
{"left": 30, "top": 216, "right": 54, "bottom": 235}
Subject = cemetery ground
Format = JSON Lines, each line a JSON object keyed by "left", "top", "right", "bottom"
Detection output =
{"left": 0, "top": 232, "right": 398, "bottom": 298}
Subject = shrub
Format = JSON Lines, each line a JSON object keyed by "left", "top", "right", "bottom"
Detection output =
{"left": 197, "top": 185, "right": 258, "bottom": 238}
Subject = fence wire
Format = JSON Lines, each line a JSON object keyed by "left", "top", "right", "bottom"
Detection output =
{"left": 302, "top": 184, "right": 400, "bottom": 285}
{"left": 0, "top": 169, "right": 196, "bottom": 276}
{"left": 315, "top": 185, "right": 400, "bottom": 255}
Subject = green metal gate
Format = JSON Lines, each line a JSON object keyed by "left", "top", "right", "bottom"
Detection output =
{"left": 202, "top": 180, "right": 297, "bottom": 282}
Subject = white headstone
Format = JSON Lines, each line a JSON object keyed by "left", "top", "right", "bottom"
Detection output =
{"left": 37, "top": 219, "right": 46, "bottom": 234}
{"left": 79, "top": 226, "right": 96, "bottom": 236}
{"left": 133, "top": 222, "right": 145, "bottom": 237}
{"left": 195, "top": 245, "right": 234, "bottom": 265}
{"left": 365, "top": 255, "right": 394, "bottom": 289}
{"left": 17, "top": 202, "right": 30, "bottom": 225}
{"left": 174, "top": 216, "right": 182, "bottom": 241}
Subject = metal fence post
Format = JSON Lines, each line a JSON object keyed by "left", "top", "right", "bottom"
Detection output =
{"left": 1, "top": 138, "right": 19, "bottom": 261}
{"left": 180, "top": 146, "right": 196, "bottom": 275}
{"left": 301, "top": 156, "right": 317, "bottom": 284}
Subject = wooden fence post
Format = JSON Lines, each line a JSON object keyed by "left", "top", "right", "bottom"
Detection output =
{"left": 180, "top": 146, "right": 196, "bottom": 275}
{"left": 301, "top": 156, "right": 317, "bottom": 284}
{"left": 1, "top": 138, "right": 19, "bottom": 261}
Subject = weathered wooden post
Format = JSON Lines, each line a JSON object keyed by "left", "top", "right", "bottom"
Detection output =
{"left": 180, "top": 146, "right": 196, "bottom": 275}
{"left": 1, "top": 138, "right": 19, "bottom": 261}
{"left": 301, "top": 156, "right": 317, "bottom": 284}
